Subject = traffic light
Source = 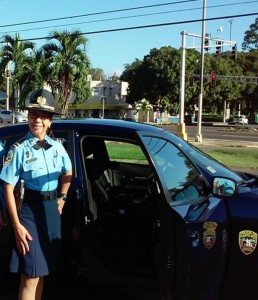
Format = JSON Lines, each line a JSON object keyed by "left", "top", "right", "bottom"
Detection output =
{"left": 216, "top": 41, "right": 222, "bottom": 55}
{"left": 232, "top": 44, "right": 237, "bottom": 60}
{"left": 204, "top": 33, "right": 210, "bottom": 51}
{"left": 5, "top": 69, "right": 10, "bottom": 78}
{"left": 189, "top": 76, "right": 194, "bottom": 87}
{"left": 210, "top": 73, "right": 216, "bottom": 86}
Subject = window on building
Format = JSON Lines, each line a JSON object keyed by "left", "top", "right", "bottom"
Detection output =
{"left": 93, "top": 87, "right": 99, "bottom": 96}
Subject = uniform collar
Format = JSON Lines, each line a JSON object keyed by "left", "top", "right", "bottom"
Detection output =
{"left": 27, "top": 132, "right": 52, "bottom": 150}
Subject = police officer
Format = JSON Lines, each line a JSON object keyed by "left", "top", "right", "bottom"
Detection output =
{"left": 0, "top": 89, "right": 72, "bottom": 300}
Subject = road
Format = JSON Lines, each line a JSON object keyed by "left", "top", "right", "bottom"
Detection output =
{"left": 1, "top": 122, "right": 257, "bottom": 144}
{"left": 160, "top": 123, "right": 258, "bottom": 144}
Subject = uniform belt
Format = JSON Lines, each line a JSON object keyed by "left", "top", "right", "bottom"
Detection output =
{"left": 24, "top": 189, "right": 57, "bottom": 201}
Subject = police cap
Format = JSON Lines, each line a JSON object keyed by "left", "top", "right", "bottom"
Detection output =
{"left": 28, "top": 89, "right": 62, "bottom": 115}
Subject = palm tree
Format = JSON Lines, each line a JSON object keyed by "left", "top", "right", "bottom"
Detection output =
{"left": 0, "top": 33, "right": 35, "bottom": 109}
{"left": 42, "top": 30, "right": 90, "bottom": 115}
{"left": 135, "top": 98, "right": 153, "bottom": 122}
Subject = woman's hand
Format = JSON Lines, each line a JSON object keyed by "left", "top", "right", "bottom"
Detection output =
{"left": 57, "top": 198, "right": 65, "bottom": 215}
{"left": 14, "top": 223, "right": 33, "bottom": 255}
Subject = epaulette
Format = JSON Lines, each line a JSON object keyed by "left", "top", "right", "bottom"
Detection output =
{"left": 10, "top": 136, "right": 26, "bottom": 149}
{"left": 51, "top": 137, "right": 66, "bottom": 144}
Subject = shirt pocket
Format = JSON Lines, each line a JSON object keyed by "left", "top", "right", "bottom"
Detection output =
{"left": 23, "top": 159, "right": 44, "bottom": 179}
{"left": 52, "top": 154, "right": 63, "bottom": 172}
{"left": 23, "top": 159, "right": 42, "bottom": 171}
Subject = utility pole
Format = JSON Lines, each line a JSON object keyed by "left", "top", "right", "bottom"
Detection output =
{"left": 178, "top": 31, "right": 188, "bottom": 140}
{"left": 101, "top": 86, "right": 106, "bottom": 118}
{"left": 195, "top": 0, "right": 206, "bottom": 143}
{"left": 6, "top": 62, "right": 10, "bottom": 111}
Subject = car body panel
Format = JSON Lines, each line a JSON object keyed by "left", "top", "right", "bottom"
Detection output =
{"left": 0, "top": 119, "right": 258, "bottom": 300}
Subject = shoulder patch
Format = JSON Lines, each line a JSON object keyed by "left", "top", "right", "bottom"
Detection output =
{"left": 4, "top": 149, "right": 13, "bottom": 166}
{"left": 51, "top": 137, "right": 66, "bottom": 144}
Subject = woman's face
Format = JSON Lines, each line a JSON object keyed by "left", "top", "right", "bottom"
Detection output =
{"left": 28, "top": 110, "right": 52, "bottom": 140}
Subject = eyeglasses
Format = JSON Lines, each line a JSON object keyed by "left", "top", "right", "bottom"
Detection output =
{"left": 29, "top": 111, "right": 52, "bottom": 120}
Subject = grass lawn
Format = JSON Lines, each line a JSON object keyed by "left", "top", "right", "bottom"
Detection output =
{"left": 203, "top": 148, "right": 258, "bottom": 168}
{"left": 106, "top": 142, "right": 258, "bottom": 169}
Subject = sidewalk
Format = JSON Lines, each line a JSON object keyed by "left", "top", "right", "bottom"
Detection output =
{"left": 189, "top": 138, "right": 258, "bottom": 149}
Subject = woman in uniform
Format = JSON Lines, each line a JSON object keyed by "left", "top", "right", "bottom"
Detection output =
{"left": 0, "top": 89, "right": 73, "bottom": 300}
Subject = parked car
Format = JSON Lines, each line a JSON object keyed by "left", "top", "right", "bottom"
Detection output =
{"left": 0, "top": 110, "right": 12, "bottom": 123}
{"left": 233, "top": 114, "right": 249, "bottom": 125}
{"left": 13, "top": 111, "right": 28, "bottom": 123}
{"left": 1, "top": 119, "right": 258, "bottom": 299}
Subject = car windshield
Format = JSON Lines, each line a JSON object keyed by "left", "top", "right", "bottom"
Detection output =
{"left": 162, "top": 133, "right": 243, "bottom": 183}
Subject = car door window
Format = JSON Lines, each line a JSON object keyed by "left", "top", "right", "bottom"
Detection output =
{"left": 142, "top": 136, "right": 204, "bottom": 203}
{"left": 105, "top": 140, "right": 148, "bottom": 165}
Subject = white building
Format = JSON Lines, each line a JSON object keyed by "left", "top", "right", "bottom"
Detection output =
{"left": 68, "top": 75, "right": 131, "bottom": 119}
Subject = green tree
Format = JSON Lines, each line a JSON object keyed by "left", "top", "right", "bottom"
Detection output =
{"left": 0, "top": 33, "right": 35, "bottom": 109}
{"left": 42, "top": 30, "right": 90, "bottom": 115}
{"left": 242, "top": 17, "right": 258, "bottom": 51}
{"left": 122, "top": 47, "right": 183, "bottom": 106}
{"left": 202, "top": 54, "right": 243, "bottom": 114}
{"left": 89, "top": 68, "right": 106, "bottom": 80}
{"left": 237, "top": 50, "right": 258, "bottom": 113}
{"left": 121, "top": 58, "right": 143, "bottom": 103}
{"left": 121, "top": 47, "right": 200, "bottom": 113}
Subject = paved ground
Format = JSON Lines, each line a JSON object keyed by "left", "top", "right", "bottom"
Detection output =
{"left": 0, "top": 271, "right": 160, "bottom": 300}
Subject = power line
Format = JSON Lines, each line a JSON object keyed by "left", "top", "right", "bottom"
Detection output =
{"left": 16, "top": 12, "right": 258, "bottom": 42}
{"left": 0, "top": 0, "right": 197, "bottom": 29}
{"left": 2, "top": 0, "right": 258, "bottom": 35}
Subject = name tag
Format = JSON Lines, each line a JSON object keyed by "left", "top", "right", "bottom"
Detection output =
{"left": 26, "top": 157, "right": 38, "bottom": 163}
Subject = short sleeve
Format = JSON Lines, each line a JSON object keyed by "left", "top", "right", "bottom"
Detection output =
{"left": 59, "top": 144, "right": 72, "bottom": 174}
{"left": 0, "top": 147, "right": 22, "bottom": 186}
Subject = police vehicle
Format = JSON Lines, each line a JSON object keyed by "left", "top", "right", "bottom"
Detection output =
{"left": 0, "top": 118, "right": 258, "bottom": 300}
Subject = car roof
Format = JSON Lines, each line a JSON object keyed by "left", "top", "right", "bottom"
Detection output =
{"left": 0, "top": 118, "right": 167, "bottom": 136}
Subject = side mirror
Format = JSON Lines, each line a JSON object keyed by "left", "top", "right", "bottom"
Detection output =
{"left": 213, "top": 177, "right": 236, "bottom": 197}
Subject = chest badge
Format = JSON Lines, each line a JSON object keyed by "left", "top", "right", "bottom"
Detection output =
{"left": 239, "top": 230, "right": 257, "bottom": 255}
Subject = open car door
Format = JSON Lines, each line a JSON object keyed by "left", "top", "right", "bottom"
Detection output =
{"left": 139, "top": 133, "right": 230, "bottom": 300}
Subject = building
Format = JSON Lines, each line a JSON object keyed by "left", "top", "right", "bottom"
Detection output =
{"left": 67, "top": 75, "right": 132, "bottom": 119}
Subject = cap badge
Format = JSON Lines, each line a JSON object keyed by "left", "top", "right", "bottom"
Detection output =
{"left": 37, "top": 96, "right": 47, "bottom": 105}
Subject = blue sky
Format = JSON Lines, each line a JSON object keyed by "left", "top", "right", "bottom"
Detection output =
{"left": 0, "top": 0, "right": 257, "bottom": 76}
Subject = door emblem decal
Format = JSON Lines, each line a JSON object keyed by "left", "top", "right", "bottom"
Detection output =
{"left": 203, "top": 222, "right": 217, "bottom": 249}
{"left": 239, "top": 230, "right": 257, "bottom": 255}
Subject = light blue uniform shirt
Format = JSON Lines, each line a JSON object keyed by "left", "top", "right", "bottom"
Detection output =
{"left": 0, "top": 132, "right": 72, "bottom": 192}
